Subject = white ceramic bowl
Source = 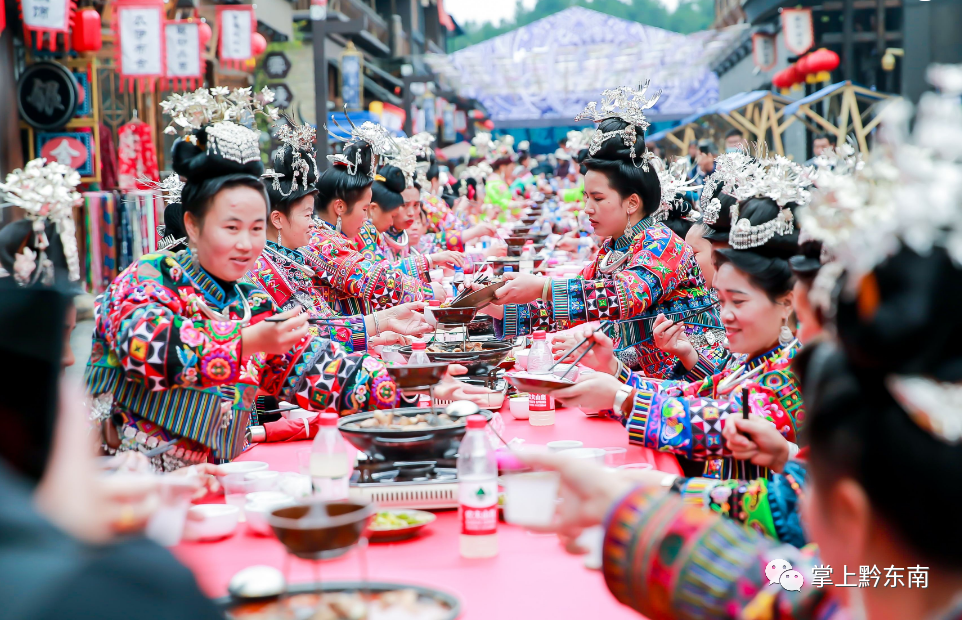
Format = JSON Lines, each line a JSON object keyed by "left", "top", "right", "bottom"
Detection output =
{"left": 183, "top": 504, "right": 240, "bottom": 541}
{"left": 244, "top": 470, "right": 280, "bottom": 491}
{"left": 245, "top": 492, "right": 295, "bottom": 536}
{"left": 514, "top": 350, "right": 529, "bottom": 370}
{"left": 547, "top": 440, "right": 583, "bottom": 452}
{"left": 217, "top": 461, "right": 269, "bottom": 476}
{"left": 508, "top": 395, "right": 530, "bottom": 420}
{"left": 559, "top": 447, "right": 606, "bottom": 464}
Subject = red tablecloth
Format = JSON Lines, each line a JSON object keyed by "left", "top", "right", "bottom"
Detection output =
{"left": 173, "top": 406, "right": 679, "bottom": 619}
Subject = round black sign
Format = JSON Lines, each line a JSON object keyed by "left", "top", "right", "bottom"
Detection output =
{"left": 17, "top": 61, "right": 79, "bottom": 131}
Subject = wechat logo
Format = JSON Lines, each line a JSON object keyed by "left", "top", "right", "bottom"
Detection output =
{"left": 766, "top": 558, "right": 804, "bottom": 592}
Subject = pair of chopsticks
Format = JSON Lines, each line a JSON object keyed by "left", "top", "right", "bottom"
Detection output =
{"left": 547, "top": 321, "right": 613, "bottom": 380}
{"left": 264, "top": 317, "right": 346, "bottom": 325}
{"left": 449, "top": 273, "right": 493, "bottom": 306}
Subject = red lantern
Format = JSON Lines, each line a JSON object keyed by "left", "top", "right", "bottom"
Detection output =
{"left": 251, "top": 32, "right": 268, "bottom": 56}
{"left": 71, "top": 7, "right": 102, "bottom": 52}
{"left": 807, "top": 48, "right": 840, "bottom": 83}
{"left": 198, "top": 20, "right": 213, "bottom": 49}
{"left": 482, "top": 119, "right": 495, "bottom": 130}
{"left": 796, "top": 53, "right": 813, "bottom": 76}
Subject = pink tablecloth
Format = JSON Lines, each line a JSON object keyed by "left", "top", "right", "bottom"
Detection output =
{"left": 173, "top": 406, "right": 679, "bottom": 619}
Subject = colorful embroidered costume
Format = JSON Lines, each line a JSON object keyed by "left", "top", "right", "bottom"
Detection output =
{"left": 614, "top": 343, "right": 804, "bottom": 480}
{"left": 245, "top": 240, "right": 367, "bottom": 352}
{"left": 354, "top": 220, "right": 431, "bottom": 284}
{"left": 304, "top": 220, "right": 435, "bottom": 315}
{"left": 496, "top": 217, "right": 726, "bottom": 378}
{"left": 671, "top": 460, "right": 807, "bottom": 548}
{"left": 603, "top": 485, "right": 841, "bottom": 620}
{"left": 485, "top": 175, "right": 511, "bottom": 208}
{"left": 422, "top": 193, "right": 465, "bottom": 252}
{"left": 85, "top": 249, "right": 398, "bottom": 470}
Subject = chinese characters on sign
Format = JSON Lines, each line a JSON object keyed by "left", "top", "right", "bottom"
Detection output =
{"left": 117, "top": 3, "right": 163, "bottom": 89}
{"left": 810, "top": 565, "right": 929, "bottom": 589}
{"left": 781, "top": 8, "right": 814, "bottom": 56}
{"left": 270, "top": 83, "right": 293, "bottom": 109}
{"left": 21, "top": 0, "right": 70, "bottom": 49}
{"left": 217, "top": 6, "right": 253, "bottom": 69}
{"left": 752, "top": 33, "right": 777, "bottom": 72}
{"left": 263, "top": 52, "right": 292, "bottom": 79}
{"left": 340, "top": 48, "right": 363, "bottom": 111}
{"left": 165, "top": 21, "right": 202, "bottom": 88}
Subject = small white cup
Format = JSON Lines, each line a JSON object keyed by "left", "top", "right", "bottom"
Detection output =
{"left": 503, "top": 471, "right": 561, "bottom": 527}
{"left": 244, "top": 470, "right": 280, "bottom": 492}
{"left": 547, "top": 440, "right": 583, "bottom": 452}
{"left": 508, "top": 395, "right": 530, "bottom": 420}
{"left": 514, "top": 350, "right": 530, "bottom": 370}
{"left": 183, "top": 504, "right": 240, "bottom": 541}
{"left": 559, "top": 447, "right": 606, "bottom": 464}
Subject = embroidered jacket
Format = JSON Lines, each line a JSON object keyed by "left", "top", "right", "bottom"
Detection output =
{"left": 485, "top": 175, "right": 511, "bottom": 208}
{"left": 303, "top": 220, "right": 435, "bottom": 315}
{"left": 603, "top": 486, "right": 841, "bottom": 620}
{"left": 354, "top": 220, "right": 431, "bottom": 284}
{"left": 85, "top": 250, "right": 398, "bottom": 463}
{"left": 496, "top": 217, "right": 727, "bottom": 378}
{"left": 614, "top": 342, "right": 804, "bottom": 480}
{"left": 422, "top": 193, "right": 465, "bottom": 252}
{"left": 245, "top": 240, "right": 367, "bottom": 353}
{"left": 671, "top": 460, "right": 808, "bottom": 548}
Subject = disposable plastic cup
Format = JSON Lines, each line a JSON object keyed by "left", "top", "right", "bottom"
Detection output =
{"left": 547, "top": 440, "right": 583, "bottom": 452}
{"left": 559, "top": 447, "right": 606, "bottom": 464}
{"left": 618, "top": 462, "right": 654, "bottom": 472}
{"left": 144, "top": 476, "right": 195, "bottom": 547}
{"left": 502, "top": 471, "right": 561, "bottom": 527}
{"left": 244, "top": 470, "right": 279, "bottom": 492}
{"left": 603, "top": 447, "right": 628, "bottom": 467}
{"left": 296, "top": 448, "right": 311, "bottom": 475}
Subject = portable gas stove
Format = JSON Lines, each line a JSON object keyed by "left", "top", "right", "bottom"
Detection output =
{"left": 348, "top": 457, "right": 459, "bottom": 510}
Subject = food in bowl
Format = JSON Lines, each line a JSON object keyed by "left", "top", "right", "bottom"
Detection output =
{"left": 350, "top": 411, "right": 460, "bottom": 430}
{"left": 372, "top": 510, "right": 433, "bottom": 530}
{"left": 426, "top": 341, "right": 485, "bottom": 353}
{"left": 226, "top": 588, "right": 453, "bottom": 620}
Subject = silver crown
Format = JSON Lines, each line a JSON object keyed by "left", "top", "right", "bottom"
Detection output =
{"left": 326, "top": 111, "right": 398, "bottom": 178}
{"left": 653, "top": 158, "right": 698, "bottom": 222}
{"left": 268, "top": 118, "right": 318, "bottom": 198}
{"left": 384, "top": 136, "right": 425, "bottom": 188}
{"left": 205, "top": 121, "right": 261, "bottom": 165}
{"left": 138, "top": 173, "right": 185, "bottom": 207}
{"left": 161, "top": 86, "right": 278, "bottom": 135}
{"left": 575, "top": 82, "right": 662, "bottom": 170}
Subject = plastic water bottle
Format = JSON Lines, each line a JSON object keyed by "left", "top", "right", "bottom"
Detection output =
{"left": 577, "top": 232, "right": 591, "bottom": 261}
{"left": 453, "top": 266, "right": 465, "bottom": 293}
{"left": 458, "top": 414, "right": 498, "bottom": 558}
{"left": 408, "top": 341, "right": 431, "bottom": 365}
{"left": 310, "top": 413, "right": 350, "bottom": 499}
{"left": 526, "top": 331, "right": 557, "bottom": 426}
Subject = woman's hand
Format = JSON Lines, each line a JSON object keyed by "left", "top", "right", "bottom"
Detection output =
{"left": 377, "top": 302, "right": 432, "bottom": 338}
{"left": 550, "top": 372, "right": 625, "bottom": 412}
{"left": 170, "top": 463, "right": 224, "bottom": 499}
{"left": 550, "top": 325, "right": 618, "bottom": 374}
{"left": 485, "top": 243, "right": 508, "bottom": 258}
{"left": 370, "top": 331, "right": 412, "bottom": 347}
{"left": 652, "top": 314, "right": 697, "bottom": 370}
{"left": 430, "top": 251, "right": 466, "bottom": 269}
{"left": 493, "top": 272, "right": 547, "bottom": 305}
{"left": 515, "top": 450, "right": 644, "bottom": 553}
{"left": 242, "top": 308, "right": 310, "bottom": 356}
{"left": 430, "top": 282, "right": 448, "bottom": 301}
{"left": 464, "top": 223, "right": 498, "bottom": 241}
{"left": 721, "top": 414, "right": 792, "bottom": 473}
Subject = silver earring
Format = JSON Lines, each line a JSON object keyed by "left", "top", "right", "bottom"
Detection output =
{"left": 335, "top": 215, "right": 342, "bottom": 233}
{"left": 277, "top": 229, "right": 282, "bottom": 245}
{"left": 623, "top": 215, "right": 632, "bottom": 239}
{"left": 779, "top": 316, "right": 794, "bottom": 346}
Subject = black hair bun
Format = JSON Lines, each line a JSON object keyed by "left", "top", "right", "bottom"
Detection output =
{"left": 171, "top": 131, "right": 264, "bottom": 183}
{"left": 336, "top": 141, "right": 376, "bottom": 178}
{"left": 728, "top": 197, "right": 799, "bottom": 260}
{"left": 267, "top": 144, "right": 319, "bottom": 209}
{"left": 371, "top": 165, "right": 406, "bottom": 212}
{"left": 378, "top": 165, "right": 407, "bottom": 194}
{"left": 835, "top": 245, "right": 962, "bottom": 382}
{"left": 586, "top": 118, "right": 645, "bottom": 164}
{"left": 0, "top": 219, "right": 76, "bottom": 291}
{"left": 790, "top": 239, "right": 822, "bottom": 276}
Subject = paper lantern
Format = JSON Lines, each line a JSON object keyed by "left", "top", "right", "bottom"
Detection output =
{"left": 251, "top": 32, "right": 267, "bottom": 56}
{"left": 71, "top": 7, "right": 102, "bottom": 52}
{"left": 198, "top": 20, "right": 212, "bottom": 48}
{"left": 807, "top": 48, "right": 840, "bottom": 83}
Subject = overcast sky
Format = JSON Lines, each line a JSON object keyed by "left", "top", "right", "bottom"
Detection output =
{"left": 444, "top": 0, "right": 680, "bottom": 26}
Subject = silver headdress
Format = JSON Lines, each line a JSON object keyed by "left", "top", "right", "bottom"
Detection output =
{"left": 325, "top": 111, "right": 398, "bottom": 178}
{"left": 653, "top": 158, "right": 699, "bottom": 222}
{"left": 699, "top": 149, "right": 754, "bottom": 226}
{"left": 565, "top": 128, "right": 596, "bottom": 153}
{"left": 161, "top": 86, "right": 277, "bottom": 166}
{"left": 384, "top": 136, "right": 424, "bottom": 188}
{"left": 0, "top": 158, "right": 81, "bottom": 285}
{"left": 485, "top": 134, "right": 515, "bottom": 164}
{"left": 138, "top": 173, "right": 187, "bottom": 252}
{"left": 710, "top": 146, "right": 812, "bottom": 250}
{"left": 266, "top": 117, "right": 319, "bottom": 198}
{"left": 472, "top": 133, "right": 494, "bottom": 159}
{"left": 575, "top": 82, "right": 662, "bottom": 171}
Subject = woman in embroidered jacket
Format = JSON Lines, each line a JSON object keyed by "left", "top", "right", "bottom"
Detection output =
{"left": 303, "top": 137, "right": 448, "bottom": 317}
{"left": 485, "top": 90, "right": 725, "bottom": 378}
{"left": 549, "top": 195, "right": 805, "bottom": 480}
{"left": 354, "top": 164, "right": 465, "bottom": 282}
{"left": 86, "top": 114, "right": 398, "bottom": 472}
{"left": 247, "top": 128, "right": 432, "bottom": 350}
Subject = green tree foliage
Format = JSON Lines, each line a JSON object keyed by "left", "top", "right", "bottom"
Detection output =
{"left": 448, "top": 0, "right": 714, "bottom": 51}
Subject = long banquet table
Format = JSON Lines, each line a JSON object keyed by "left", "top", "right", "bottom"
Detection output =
{"left": 174, "top": 405, "right": 680, "bottom": 619}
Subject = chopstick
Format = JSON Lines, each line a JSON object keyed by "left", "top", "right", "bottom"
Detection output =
{"left": 143, "top": 443, "right": 175, "bottom": 458}
{"left": 264, "top": 317, "right": 347, "bottom": 324}
{"left": 547, "top": 321, "right": 612, "bottom": 372}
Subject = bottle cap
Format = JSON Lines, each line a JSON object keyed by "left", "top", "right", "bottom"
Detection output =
{"left": 429, "top": 299, "right": 441, "bottom": 307}
{"left": 319, "top": 412, "right": 339, "bottom": 426}
{"left": 532, "top": 331, "right": 547, "bottom": 340}
{"left": 466, "top": 414, "right": 487, "bottom": 430}
{"left": 454, "top": 266, "right": 463, "bottom": 272}
{"left": 412, "top": 341, "right": 426, "bottom": 350}
{"left": 504, "top": 266, "right": 514, "bottom": 273}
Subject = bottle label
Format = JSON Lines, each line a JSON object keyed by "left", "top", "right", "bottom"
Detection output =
{"left": 459, "top": 480, "right": 498, "bottom": 536}
{"left": 529, "top": 393, "right": 555, "bottom": 412}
